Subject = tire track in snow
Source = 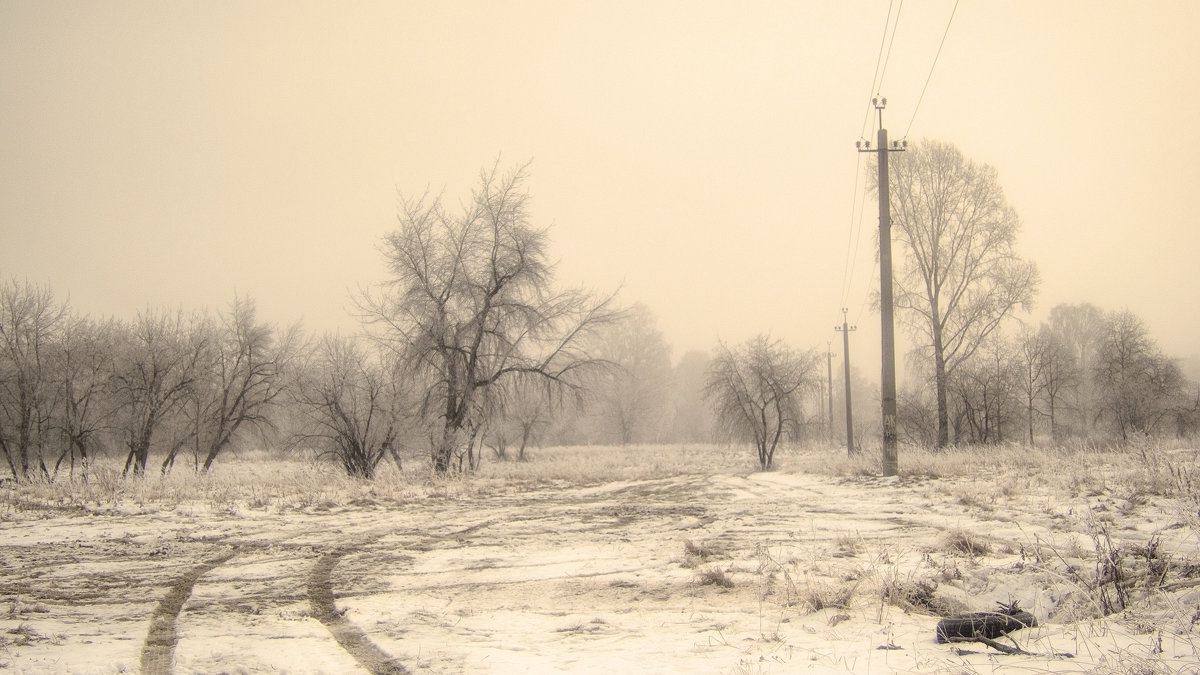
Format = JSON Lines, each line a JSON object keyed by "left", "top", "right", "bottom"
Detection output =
{"left": 308, "top": 547, "right": 410, "bottom": 674}
{"left": 140, "top": 551, "right": 236, "bottom": 675}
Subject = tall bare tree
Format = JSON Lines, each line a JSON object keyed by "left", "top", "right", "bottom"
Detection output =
{"left": 880, "top": 140, "right": 1039, "bottom": 448}
{"left": 0, "top": 279, "right": 66, "bottom": 481}
{"left": 360, "top": 161, "right": 620, "bottom": 473}
{"left": 1037, "top": 324, "right": 1077, "bottom": 442}
{"left": 588, "top": 303, "right": 672, "bottom": 444}
{"left": 1048, "top": 302, "right": 1105, "bottom": 436}
{"left": 666, "top": 350, "right": 713, "bottom": 444}
{"left": 174, "top": 297, "right": 298, "bottom": 473}
{"left": 110, "top": 309, "right": 208, "bottom": 477}
{"left": 52, "top": 314, "right": 119, "bottom": 480}
{"left": 1093, "top": 310, "right": 1186, "bottom": 441}
{"left": 1014, "top": 324, "right": 1052, "bottom": 446}
{"left": 705, "top": 335, "right": 819, "bottom": 470}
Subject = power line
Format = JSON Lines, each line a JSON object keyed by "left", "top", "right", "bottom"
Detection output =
{"left": 875, "top": 0, "right": 905, "bottom": 99}
{"left": 840, "top": 165, "right": 876, "bottom": 313}
{"left": 904, "top": 0, "right": 960, "bottom": 139}
{"left": 839, "top": 154, "right": 864, "bottom": 307}
{"left": 845, "top": 0, "right": 902, "bottom": 311}
{"left": 853, "top": 254, "right": 878, "bottom": 327}
{"left": 859, "top": 0, "right": 899, "bottom": 140}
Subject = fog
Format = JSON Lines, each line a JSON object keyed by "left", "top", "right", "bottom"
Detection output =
{"left": 3, "top": 1, "right": 1197, "bottom": 379}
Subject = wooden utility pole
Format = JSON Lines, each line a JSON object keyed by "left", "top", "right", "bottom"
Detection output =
{"left": 857, "top": 96, "right": 905, "bottom": 476}
{"left": 826, "top": 341, "right": 834, "bottom": 443}
{"left": 835, "top": 309, "right": 856, "bottom": 454}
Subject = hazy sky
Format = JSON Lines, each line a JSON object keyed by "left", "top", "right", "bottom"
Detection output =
{"left": 3, "top": 1, "right": 1198, "bottom": 378}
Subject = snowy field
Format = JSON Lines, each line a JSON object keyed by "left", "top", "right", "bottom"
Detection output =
{"left": 2, "top": 444, "right": 1199, "bottom": 674}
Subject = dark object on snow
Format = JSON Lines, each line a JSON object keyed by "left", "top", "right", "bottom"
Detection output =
{"left": 935, "top": 601, "right": 1037, "bottom": 643}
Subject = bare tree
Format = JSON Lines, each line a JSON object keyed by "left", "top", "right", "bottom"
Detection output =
{"left": 1014, "top": 324, "right": 1052, "bottom": 446}
{"left": 165, "top": 296, "right": 298, "bottom": 474}
{"left": 666, "top": 350, "right": 713, "bottom": 444}
{"left": 110, "top": 309, "right": 208, "bottom": 477}
{"left": 486, "top": 374, "right": 555, "bottom": 461}
{"left": 948, "top": 334, "right": 1018, "bottom": 444}
{"left": 879, "top": 140, "right": 1039, "bottom": 448}
{"left": 52, "top": 314, "right": 119, "bottom": 480}
{"left": 1037, "top": 324, "right": 1077, "bottom": 442}
{"left": 291, "top": 334, "right": 407, "bottom": 479}
{"left": 896, "top": 379, "right": 938, "bottom": 447}
{"left": 1048, "top": 302, "right": 1105, "bottom": 436}
{"left": 1093, "top": 310, "right": 1186, "bottom": 441}
{"left": 0, "top": 279, "right": 66, "bottom": 482}
{"left": 588, "top": 303, "right": 672, "bottom": 444}
{"left": 360, "top": 161, "right": 620, "bottom": 473}
{"left": 705, "top": 335, "right": 819, "bottom": 470}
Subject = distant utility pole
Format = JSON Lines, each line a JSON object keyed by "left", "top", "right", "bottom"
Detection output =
{"left": 826, "top": 341, "right": 834, "bottom": 442}
{"left": 835, "top": 308, "right": 857, "bottom": 455}
{"left": 857, "top": 96, "right": 905, "bottom": 476}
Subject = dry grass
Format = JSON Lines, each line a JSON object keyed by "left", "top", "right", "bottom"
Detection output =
{"left": 938, "top": 529, "right": 994, "bottom": 558}
{"left": 0, "top": 443, "right": 756, "bottom": 516}
{"left": 681, "top": 538, "right": 727, "bottom": 569}
{"left": 696, "top": 565, "right": 736, "bottom": 588}
{"left": 475, "top": 443, "right": 755, "bottom": 484}
{"left": 794, "top": 439, "right": 1200, "bottom": 505}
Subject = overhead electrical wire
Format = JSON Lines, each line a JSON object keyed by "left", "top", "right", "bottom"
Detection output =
{"left": 843, "top": 0, "right": 903, "bottom": 315}
{"left": 839, "top": 156, "right": 864, "bottom": 307}
{"left": 859, "top": 0, "right": 897, "bottom": 139}
{"left": 875, "top": 0, "right": 905, "bottom": 103}
{"left": 834, "top": 0, "right": 960, "bottom": 361}
{"left": 904, "top": 0, "right": 960, "bottom": 139}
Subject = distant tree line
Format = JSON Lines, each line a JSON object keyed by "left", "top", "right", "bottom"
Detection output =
{"left": 0, "top": 278, "right": 721, "bottom": 483}
{"left": 0, "top": 284, "right": 300, "bottom": 482}
{"left": 0, "top": 163, "right": 717, "bottom": 483}
{"left": 878, "top": 141, "right": 1196, "bottom": 447}
{"left": 896, "top": 303, "right": 1198, "bottom": 447}
{"left": 3, "top": 154, "right": 1194, "bottom": 483}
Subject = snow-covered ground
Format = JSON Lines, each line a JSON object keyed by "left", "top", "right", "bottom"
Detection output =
{"left": 2, "top": 460, "right": 1199, "bottom": 673}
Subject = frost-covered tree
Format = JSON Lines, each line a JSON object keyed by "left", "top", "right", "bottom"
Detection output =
{"left": 110, "top": 309, "right": 208, "bottom": 477}
{"left": 291, "top": 334, "right": 407, "bottom": 479}
{"left": 359, "top": 161, "right": 619, "bottom": 473}
{"left": 0, "top": 279, "right": 66, "bottom": 481}
{"left": 879, "top": 140, "right": 1039, "bottom": 448}
{"left": 1093, "top": 310, "right": 1186, "bottom": 441}
{"left": 705, "top": 335, "right": 820, "bottom": 470}
{"left": 587, "top": 303, "right": 672, "bottom": 444}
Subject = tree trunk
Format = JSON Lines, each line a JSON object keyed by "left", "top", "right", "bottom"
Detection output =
{"left": 122, "top": 445, "right": 136, "bottom": 477}
{"left": 518, "top": 423, "right": 532, "bottom": 461}
{"left": 433, "top": 421, "right": 459, "bottom": 474}
{"left": 1027, "top": 399, "right": 1035, "bottom": 446}
{"left": 1, "top": 438, "right": 19, "bottom": 483}
{"left": 933, "top": 331, "right": 950, "bottom": 449}
{"left": 201, "top": 431, "right": 229, "bottom": 473}
{"left": 125, "top": 425, "right": 154, "bottom": 477}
